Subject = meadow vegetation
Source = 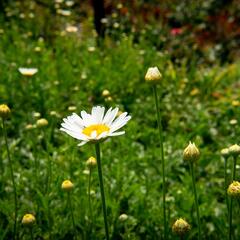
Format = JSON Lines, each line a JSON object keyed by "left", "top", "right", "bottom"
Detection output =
{"left": 0, "top": 1, "right": 240, "bottom": 239}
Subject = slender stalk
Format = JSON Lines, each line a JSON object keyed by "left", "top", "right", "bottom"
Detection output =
{"left": 2, "top": 119, "right": 18, "bottom": 240}
{"left": 30, "top": 227, "right": 34, "bottom": 240}
{"left": 68, "top": 192, "right": 76, "bottom": 239}
{"left": 88, "top": 168, "right": 93, "bottom": 233}
{"left": 224, "top": 157, "right": 229, "bottom": 215}
{"left": 189, "top": 162, "right": 201, "bottom": 240}
{"left": 95, "top": 143, "right": 109, "bottom": 240}
{"left": 229, "top": 156, "right": 237, "bottom": 240}
{"left": 153, "top": 85, "right": 167, "bottom": 239}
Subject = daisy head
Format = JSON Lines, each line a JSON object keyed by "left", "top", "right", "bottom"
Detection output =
{"left": 60, "top": 106, "right": 131, "bottom": 146}
{"left": 18, "top": 67, "right": 38, "bottom": 77}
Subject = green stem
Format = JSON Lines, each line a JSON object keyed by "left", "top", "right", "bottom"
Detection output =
{"left": 153, "top": 85, "right": 167, "bottom": 239}
{"left": 30, "top": 227, "right": 34, "bottom": 240}
{"left": 95, "top": 143, "right": 109, "bottom": 240}
{"left": 68, "top": 192, "right": 76, "bottom": 239}
{"left": 190, "top": 162, "right": 201, "bottom": 240}
{"left": 2, "top": 119, "right": 18, "bottom": 240}
{"left": 224, "top": 157, "right": 229, "bottom": 216}
{"left": 88, "top": 168, "right": 93, "bottom": 234}
{"left": 229, "top": 156, "right": 237, "bottom": 240}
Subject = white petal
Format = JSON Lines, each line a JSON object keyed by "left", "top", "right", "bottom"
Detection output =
{"left": 81, "top": 110, "right": 95, "bottom": 126}
{"left": 96, "top": 131, "right": 109, "bottom": 139}
{"left": 90, "top": 131, "right": 97, "bottom": 139}
{"left": 60, "top": 128, "right": 88, "bottom": 140}
{"left": 103, "top": 107, "right": 119, "bottom": 125}
{"left": 91, "top": 106, "right": 105, "bottom": 123}
{"left": 78, "top": 141, "right": 88, "bottom": 146}
{"left": 108, "top": 131, "right": 125, "bottom": 136}
{"left": 110, "top": 115, "right": 131, "bottom": 132}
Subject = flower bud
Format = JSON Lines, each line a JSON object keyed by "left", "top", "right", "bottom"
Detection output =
{"left": 183, "top": 142, "right": 200, "bottom": 163}
{"left": 86, "top": 156, "right": 97, "bottom": 168}
{"left": 119, "top": 213, "right": 128, "bottom": 222}
{"left": 61, "top": 180, "right": 74, "bottom": 192}
{"left": 221, "top": 148, "right": 230, "bottom": 158}
{"left": 36, "top": 118, "right": 48, "bottom": 128}
{"left": 227, "top": 181, "right": 240, "bottom": 198}
{"left": 228, "top": 144, "right": 240, "bottom": 157}
{"left": 102, "top": 89, "right": 110, "bottom": 97}
{"left": 22, "top": 214, "right": 36, "bottom": 226}
{"left": 145, "top": 67, "right": 162, "bottom": 83}
{"left": 0, "top": 104, "right": 11, "bottom": 119}
{"left": 172, "top": 218, "right": 191, "bottom": 236}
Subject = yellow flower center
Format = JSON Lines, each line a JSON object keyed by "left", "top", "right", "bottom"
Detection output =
{"left": 82, "top": 124, "right": 110, "bottom": 137}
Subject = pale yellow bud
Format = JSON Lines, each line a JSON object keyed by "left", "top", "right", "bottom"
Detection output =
{"left": 119, "top": 213, "right": 128, "bottom": 222}
{"left": 0, "top": 104, "right": 11, "bottom": 119}
{"left": 227, "top": 181, "right": 240, "bottom": 198}
{"left": 221, "top": 148, "right": 230, "bottom": 158}
{"left": 61, "top": 180, "right": 74, "bottom": 192}
{"left": 36, "top": 118, "right": 48, "bottom": 128}
{"left": 183, "top": 142, "right": 200, "bottom": 163}
{"left": 145, "top": 67, "right": 162, "bottom": 83}
{"left": 22, "top": 214, "right": 36, "bottom": 226}
{"left": 228, "top": 144, "right": 240, "bottom": 157}
{"left": 102, "top": 89, "right": 110, "bottom": 97}
{"left": 172, "top": 218, "right": 191, "bottom": 236}
{"left": 86, "top": 156, "right": 97, "bottom": 168}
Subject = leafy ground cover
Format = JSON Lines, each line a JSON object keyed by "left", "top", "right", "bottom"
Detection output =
{"left": 1, "top": 1, "right": 240, "bottom": 239}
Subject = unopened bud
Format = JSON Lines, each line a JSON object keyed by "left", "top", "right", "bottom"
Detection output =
{"left": 0, "top": 104, "right": 11, "bottom": 119}
{"left": 145, "top": 67, "right": 162, "bottom": 83}
{"left": 86, "top": 156, "right": 97, "bottom": 168}
{"left": 61, "top": 180, "right": 74, "bottom": 192}
{"left": 172, "top": 218, "right": 191, "bottom": 236}
{"left": 183, "top": 142, "right": 200, "bottom": 163}
{"left": 22, "top": 214, "right": 36, "bottom": 226}
{"left": 228, "top": 144, "right": 240, "bottom": 157}
{"left": 227, "top": 181, "right": 240, "bottom": 198}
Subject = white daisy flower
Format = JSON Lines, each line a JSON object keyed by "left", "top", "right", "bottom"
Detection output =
{"left": 18, "top": 68, "right": 38, "bottom": 77}
{"left": 60, "top": 106, "right": 131, "bottom": 146}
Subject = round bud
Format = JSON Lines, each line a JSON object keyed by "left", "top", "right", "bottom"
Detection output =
{"left": 36, "top": 118, "right": 48, "bottom": 128}
{"left": 0, "top": 104, "right": 11, "bottom": 119}
{"left": 86, "top": 156, "right": 97, "bottom": 168}
{"left": 61, "top": 180, "right": 74, "bottom": 192}
{"left": 102, "top": 89, "right": 110, "bottom": 97}
{"left": 172, "top": 218, "right": 191, "bottom": 236}
{"left": 145, "top": 67, "right": 162, "bottom": 84}
{"left": 228, "top": 144, "right": 240, "bottom": 157}
{"left": 221, "top": 148, "right": 230, "bottom": 158}
{"left": 119, "top": 213, "right": 128, "bottom": 222}
{"left": 22, "top": 214, "right": 36, "bottom": 226}
{"left": 227, "top": 181, "right": 240, "bottom": 198}
{"left": 183, "top": 142, "right": 200, "bottom": 163}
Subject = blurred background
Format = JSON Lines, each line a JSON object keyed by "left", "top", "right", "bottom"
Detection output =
{"left": 1, "top": 0, "right": 240, "bottom": 63}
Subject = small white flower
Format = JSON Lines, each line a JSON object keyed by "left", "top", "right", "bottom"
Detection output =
{"left": 60, "top": 106, "right": 131, "bottom": 146}
{"left": 18, "top": 67, "right": 38, "bottom": 76}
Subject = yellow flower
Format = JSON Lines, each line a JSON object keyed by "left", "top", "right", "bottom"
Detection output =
{"left": 227, "top": 181, "right": 240, "bottom": 198}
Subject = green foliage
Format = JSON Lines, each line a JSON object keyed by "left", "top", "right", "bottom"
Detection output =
{"left": 0, "top": 2, "right": 240, "bottom": 239}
